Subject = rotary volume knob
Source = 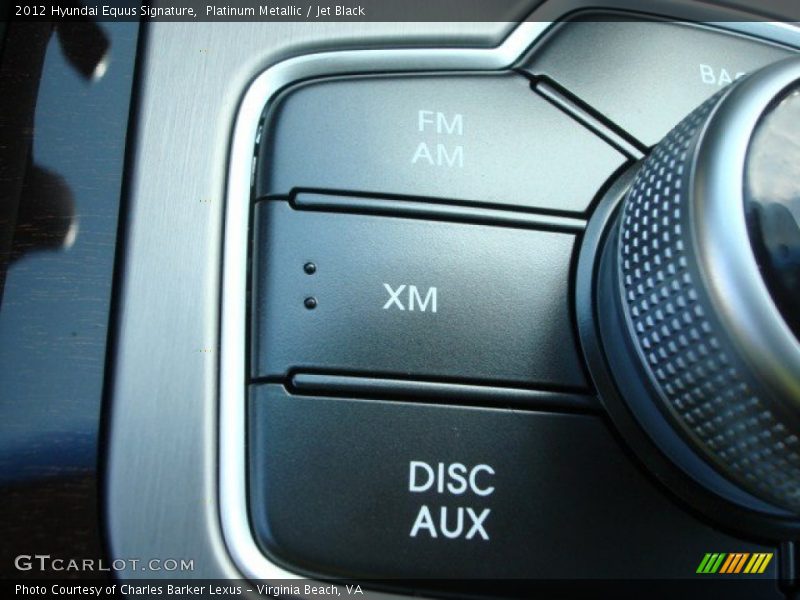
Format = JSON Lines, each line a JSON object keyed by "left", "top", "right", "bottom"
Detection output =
{"left": 587, "top": 57, "right": 800, "bottom": 520}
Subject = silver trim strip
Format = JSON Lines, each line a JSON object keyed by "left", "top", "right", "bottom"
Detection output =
{"left": 291, "top": 191, "right": 587, "bottom": 232}
{"left": 289, "top": 372, "right": 600, "bottom": 411}
{"left": 533, "top": 80, "right": 646, "bottom": 159}
{"left": 221, "top": 9, "right": 800, "bottom": 586}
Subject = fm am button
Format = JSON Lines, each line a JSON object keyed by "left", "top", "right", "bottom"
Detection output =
{"left": 255, "top": 72, "right": 625, "bottom": 213}
{"left": 408, "top": 461, "right": 494, "bottom": 540}
{"left": 411, "top": 110, "right": 464, "bottom": 168}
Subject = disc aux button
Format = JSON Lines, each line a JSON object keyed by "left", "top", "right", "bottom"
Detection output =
{"left": 248, "top": 386, "right": 779, "bottom": 586}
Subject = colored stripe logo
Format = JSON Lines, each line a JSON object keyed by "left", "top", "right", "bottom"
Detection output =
{"left": 696, "top": 552, "right": 773, "bottom": 574}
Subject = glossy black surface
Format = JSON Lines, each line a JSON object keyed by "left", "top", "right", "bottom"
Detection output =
{"left": 746, "top": 85, "right": 800, "bottom": 341}
{"left": 0, "top": 19, "right": 138, "bottom": 573}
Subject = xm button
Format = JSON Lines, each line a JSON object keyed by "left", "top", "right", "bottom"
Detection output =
{"left": 251, "top": 197, "right": 587, "bottom": 389}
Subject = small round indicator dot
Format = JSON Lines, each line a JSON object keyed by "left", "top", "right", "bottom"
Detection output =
{"left": 303, "top": 262, "right": 317, "bottom": 275}
{"left": 304, "top": 297, "right": 318, "bottom": 310}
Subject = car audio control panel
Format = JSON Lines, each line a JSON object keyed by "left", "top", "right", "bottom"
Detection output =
{"left": 214, "top": 8, "right": 800, "bottom": 598}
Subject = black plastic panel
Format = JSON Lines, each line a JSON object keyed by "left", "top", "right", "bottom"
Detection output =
{"left": 251, "top": 199, "right": 587, "bottom": 389}
{"left": 249, "top": 385, "right": 779, "bottom": 589}
{"left": 520, "top": 16, "right": 795, "bottom": 146}
{"left": 255, "top": 72, "right": 625, "bottom": 213}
